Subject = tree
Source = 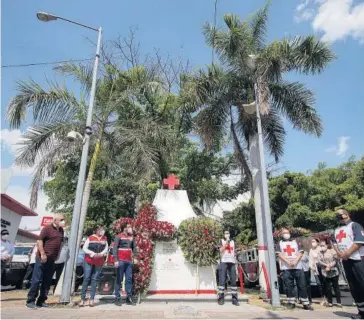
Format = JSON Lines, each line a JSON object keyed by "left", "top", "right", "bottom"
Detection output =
{"left": 181, "top": 2, "right": 335, "bottom": 187}
{"left": 223, "top": 157, "right": 364, "bottom": 244}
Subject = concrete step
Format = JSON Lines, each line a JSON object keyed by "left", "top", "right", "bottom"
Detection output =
{"left": 96, "top": 292, "right": 249, "bottom": 304}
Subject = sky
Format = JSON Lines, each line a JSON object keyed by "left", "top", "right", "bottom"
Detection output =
{"left": 1, "top": 0, "right": 364, "bottom": 228}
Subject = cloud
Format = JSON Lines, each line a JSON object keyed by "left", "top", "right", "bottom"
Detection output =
{"left": 6, "top": 184, "right": 51, "bottom": 230}
{"left": 325, "top": 136, "right": 351, "bottom": 158}
{"left": 295, "top": 0, "right": 364, "bottom": 43}
{"left": 1, "top": 129, "right": 37, "bottom": 177}
{"left": 1, "top": 129, "right": 23, "bottom": 154}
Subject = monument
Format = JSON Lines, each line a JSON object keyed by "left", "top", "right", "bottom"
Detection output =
{"left": 148, "top": 174, "right": 217, "bottom": 294}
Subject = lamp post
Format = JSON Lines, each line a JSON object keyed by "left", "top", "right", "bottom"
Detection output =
{"left": 242, "top": 56, "right": 280, "bottom": 307}
{"left": 37, "top": 12, "right": 102, "bottom": 304}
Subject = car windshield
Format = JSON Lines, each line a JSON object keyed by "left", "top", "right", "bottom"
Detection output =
{"left": 14, "top": 247, "right": 32, "bottom": 255}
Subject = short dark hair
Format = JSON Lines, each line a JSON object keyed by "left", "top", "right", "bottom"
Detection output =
{"left": 120, "top": 222, "right": 128, "bottom": 231}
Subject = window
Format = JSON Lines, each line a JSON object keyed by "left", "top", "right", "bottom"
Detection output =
{"left": 14, "top": 247, "right": 32, "bottom": 255}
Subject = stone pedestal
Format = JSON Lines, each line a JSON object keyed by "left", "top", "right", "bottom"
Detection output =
{"left": 148, "top": 190, "right": 216, "bottom": 294}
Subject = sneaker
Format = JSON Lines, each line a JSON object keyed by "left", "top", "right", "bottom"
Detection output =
{"left": 351, "top": 314, "right": 364, "bottom": 319}
{"left": 217, "top": 294, "right": 224, "bottom": 306}
{"left": 304, "top": 304, "right": 314, "bottom": 311}
{"left": 232, "top": 300, "right": 240, "bottom": 306}
{"left": 36, "top": 303, "right": 49, "bottom": 308}
{"left": 337, "top": 304, "right": 343, "bottom": 308}
{"left": 114, "top": 298, "right": 122, "bottom": 306}
{"left": 126, "top": 297, "right": 135, "bottom": 306}
{"left": 26, "top": 302, "right": 37, "bottom": 309}
{"left": 327, "top": 303, "right": 333, "bottom": 307}
{"left": 286, "top": 304, "right": 295, "bottom": 310}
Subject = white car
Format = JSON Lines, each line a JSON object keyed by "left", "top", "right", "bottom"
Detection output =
{"left": 12, "top": 245, "right": 34, "bottom": 263}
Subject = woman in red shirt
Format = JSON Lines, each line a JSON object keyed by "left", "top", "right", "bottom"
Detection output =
{"left": 80, "top": 226, "right": 108, "bottom": 307}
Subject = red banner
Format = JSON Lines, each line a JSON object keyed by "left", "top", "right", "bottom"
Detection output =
{"left": 41, "top": 216, "right": 53, "bottom": 227}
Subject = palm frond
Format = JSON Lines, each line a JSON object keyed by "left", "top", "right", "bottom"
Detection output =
{"left": 261, "top": 108, "right": 285, "bottom": 162}
{"left": 289, "top": 36, "right": 336, "bottom": 75}
{"left": 269, "top": 81, "right": 323, "bottom": 136}
{"left": 248, "top": 0, "right": 271, "bottom": 51}
{"left": 14, "top": 122, "right": 80, "bottom": 168}
{"left": 28, "top": 140, "right": 78, "bottom": 209}
{"left": 7, "top": 80, "right": 81, "bottom": 129}
{"left": 195, "top": 104, "right": 229, "bottom": 152}
{"left": 230, "top": 113, "right": 251, "bottom": 183}
{"left": 54, "top": 62, "right": 94, "bottom": 93}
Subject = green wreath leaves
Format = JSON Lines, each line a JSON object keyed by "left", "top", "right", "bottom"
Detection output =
{"left": 178, "top": 217, "right": 223, "bottom": 266}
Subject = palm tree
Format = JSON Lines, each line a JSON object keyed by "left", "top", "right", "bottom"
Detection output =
{"left": 182, "top": 1, "right": 335, "bottom": 187}
{"left": 6, "top": 62, "right": 169, "bottom": 230}
{"left": 180, "top": 2, "right": 335, "bottom": 293}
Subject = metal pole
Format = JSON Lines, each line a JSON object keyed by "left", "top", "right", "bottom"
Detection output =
{"left": 60, "top": 27, "right": 102, "bottom": 304}
{"left": 248, "top": 135, "right": 269, "bottom": 293}
{"left": 254, "top": 83, "right": 281, "bottom": 307}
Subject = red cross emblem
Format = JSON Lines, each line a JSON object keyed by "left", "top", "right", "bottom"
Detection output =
{"left": 163, "top": 174, "right": 180, "bottom": 190}
{"left": 283, "top": 245, "right": 295, "bottom": 257}
{"left": 336, "top": 230, "right": 347, "bottom": 243}
{"left": 225, "top": 243, "right": 232, "bottom": 253}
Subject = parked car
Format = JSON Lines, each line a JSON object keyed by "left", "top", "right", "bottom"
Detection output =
{"left": 1, "top": 244, "right": 34, "bottom": 290}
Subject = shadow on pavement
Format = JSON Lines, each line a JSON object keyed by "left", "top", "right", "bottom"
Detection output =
{"left": 334, "top": 311, "right": 357, "bottom": 318}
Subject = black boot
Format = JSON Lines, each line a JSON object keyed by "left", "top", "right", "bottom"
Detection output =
{"left": 217, "top": 293, "right": 225, "bottom": 305}
{"left": 114, "top": 298, "right": 122, "bottom": 306}
{"left": 232, "top": 294, "right": 240, "bottom": 306}
{"left": 126, "top": 296, "right": 135, "bottom": 306}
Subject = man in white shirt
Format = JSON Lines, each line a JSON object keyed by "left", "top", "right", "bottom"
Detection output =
{"left": 1, "top": 229, "right": 14, "bottom": 274}
{"left": 276, "top": 228, "right": 313, "bottom": 310}
{"left": 53, "top": 241, "right": 69, "bottom": 294}
{"left": 217, "top": 230, "right": 239, "bottom": 306}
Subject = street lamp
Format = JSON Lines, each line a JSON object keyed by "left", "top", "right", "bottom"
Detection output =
{"left": 242, "top": 56, "right": 280, "bottom": 307}
{"left": 37, "top": 11, "right": 102, "bottom": 304}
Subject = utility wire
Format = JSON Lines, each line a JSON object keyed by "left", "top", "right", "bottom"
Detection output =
{"left": 2, "top": 58, "right": 93, "bottom": 69}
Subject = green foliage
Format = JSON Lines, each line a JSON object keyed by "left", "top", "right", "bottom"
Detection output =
{"left": 223, "top": 158, "right": 364, "bottom": 244}
{"left": 178, "top": 217, "right": 223, "bottom": 266}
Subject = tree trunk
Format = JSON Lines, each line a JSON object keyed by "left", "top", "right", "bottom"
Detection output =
{"left": 70, "top": 137, "right": 103, "bottom": 294}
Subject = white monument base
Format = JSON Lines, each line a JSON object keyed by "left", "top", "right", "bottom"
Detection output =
{"left": 148, "top": 240, "right": 217, "bottom": 294}
{"left": 149, "top": 189, "right": 217, "bottom": 294}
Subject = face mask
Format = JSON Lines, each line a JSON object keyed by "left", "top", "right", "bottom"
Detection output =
{"left": 321, "top": 246, "right": 327, "bottom": 252}
{"left": 127, "top": 228, "right": 133, "bottom": 235}
{"left": 282, "top": 233, "right": 290, "bottom": 240}
{"left": 311, "top": 242, "right": 318, "bottom": 248}
{"left": 99, "top": 230, "right": 105, "bottom": 237}
{"left": 59, "top": 220, "right": 66, "bottom": 227}
{"left": 1, "top": 235, "right": 9, "bottom": 240}
{"left": 224, "top": 234, "right": 230, "bottom": 240}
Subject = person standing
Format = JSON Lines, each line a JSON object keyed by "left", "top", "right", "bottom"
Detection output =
{"left": 1, "top": 230, "right": 14, "bottom": 275}
{"left": 52, "top": 241, "right": 69, "bottom": 294}
{"left": 75, "top": 238, "right": 86, "bottom": 293}
{"left": 217, "top": 230, "right": 239, "bottom": 306}
{"left": 23, "top": 245, "right": 38, "bottom": 289}
{"left": 276, "top": 228, "right": 313, "bottom": 310}
{"left": 300, "top": 250, "right": 312, "bottom": 304}
{"left": 80, "top": 226, "right": 108, "bottom": 307}
{"left": 113, "top": 223, "right": 135, "bottom": 306}
{"left": 309, "top": 237, "right": 324, "bottom": 300}
{"left": 318, "top": 239, "right": 342, "bottom": 307}
{"left": 26, "top": 213, "right": 65, "bottom": 309}
{"left": 333, "top": 209, "right": 364, "bottom": 319}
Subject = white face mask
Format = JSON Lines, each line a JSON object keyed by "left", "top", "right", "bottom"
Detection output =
{"left": 127, "top": 228, "right": 133, "bottom": 235}
{"left": 99, "top": 230, "right": 105, "bottom": 237}
{"left": 224, "top": 233, "right": 230, "bottom": 240}
{"left": 1, "top": 235, "right": 9, "bottom": 241}
{"left": 59, "top": 220, "right": 66, "bottom": 227}
{"left": 321, "top": 246, "right": 327, "bottom": 252}
{"left": 282, "top": 233, "right": 290, "bottom": 240}
{"left": 311, "top": 242, "right": 318, "bottom": 248}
